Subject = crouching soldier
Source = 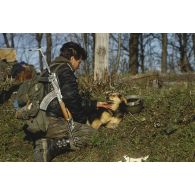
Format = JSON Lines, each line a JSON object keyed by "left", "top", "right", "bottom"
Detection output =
{"left": 16, "top": 42, "right": 111, "bottom": 162}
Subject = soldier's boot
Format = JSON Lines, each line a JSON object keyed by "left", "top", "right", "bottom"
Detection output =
{"left": 34, "top": 137, "right": 72, "bottom": 162}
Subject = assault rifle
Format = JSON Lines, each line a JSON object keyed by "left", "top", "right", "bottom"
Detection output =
{"left": 29, "top": 48, "right": 75, "bottom": 143}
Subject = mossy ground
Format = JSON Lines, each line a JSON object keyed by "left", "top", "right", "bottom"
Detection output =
{"left": 0, "top": 75, "right": 195, "bottom": 162}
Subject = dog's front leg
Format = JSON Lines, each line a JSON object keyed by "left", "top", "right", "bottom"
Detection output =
{"left": 90, "top": 119, "right": 103, "bottom": 129}
{"left": 106, "top": 117, "right": 122, "bottom": 129}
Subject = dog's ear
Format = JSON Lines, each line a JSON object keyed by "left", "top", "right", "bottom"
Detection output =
{"left": 119, "top": 100, "right": 128, "bottom": 113}
{"left": 121, "top": 96, "right": 128, "bottom": 105}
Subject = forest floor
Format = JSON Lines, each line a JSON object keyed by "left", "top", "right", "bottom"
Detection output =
{"left": 0, "top": 73, "right": 195, "bottom": 162}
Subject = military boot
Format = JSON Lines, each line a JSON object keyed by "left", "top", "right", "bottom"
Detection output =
{"left": 34, "top": 137, "right": 71, "bottom": 162}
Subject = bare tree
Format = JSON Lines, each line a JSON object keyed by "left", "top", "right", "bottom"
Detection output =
{"left": 82, "top": 33, "right": 90, "bottom": 75}
{"left": 92, "top": 33, "right": 95, "bottom": 71}
{"left": 169, "top": 34, "right": 176, "bottom": 72}
{"left": 161, "top": 33, "right": 167, "bottom": 73}
{"left": 36, "top": 33, "right": 43, "bottom": 71}
{"left": 10, "top": 33, "right": 15, "bottom": 48}
{"left": 112, "top": 33, "right": 121, "bottom": 73}
{"left": 129, "top": 33, "right": 139, "bottom": 75}
{"left": 94, "top": 33, "right": 109, "bottom": 81}
{"left": 46, "top": 33, "right": 52, "bottom": 65}
{"left": 110, "top": 33, "right": 129, "bottom": 52}
{"left": 177, "top": 33, "right": 193, "bottom": 72}
{"left": 3, "top": 33, "right": 10, "bottom": 48}
{"left": 139, "top": 33, "right": 145, "bottom": 73}
{"left": 192, "top": 34, "right": 195, "bottom": 65}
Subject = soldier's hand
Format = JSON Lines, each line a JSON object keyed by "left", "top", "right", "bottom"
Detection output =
{"left": 97, "top": 102, "right": 113, "bottom": 110}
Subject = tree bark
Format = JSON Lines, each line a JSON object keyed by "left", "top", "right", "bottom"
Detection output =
{"left": 46, "top": 33, "right": 52, "bottom": 65}
{"left": 82, "top": 33, "right": 90, "bottom": 75}
{"left": 192, "top": 34, "right": 195, "bottom": 64}
{"left": 177, "top": 33, "right": 193, "bottom": 72}
{"left": 92, "top": 33, "right": 95, "bottom": 71}
{"left": 169, "top": 34, "right": 175, "bottom": 72}
{"left": 94, "top": 33, "right": 109, "bottom": 81}
{"left": 3, "top": 33, "right": 10, "bottom": 48}
{"left": 36, "top": 33, "right": 43, "bottom": 71}
{"left": 140, "top": 34, "right": 145, "bottom": 73}
{"left": 113, "top": 33, "right": 121, "bottom": 73}
{"left": 10, "top": 33, "right": 15, "bottom": 48}
{"left": 129, "top": 33, "right": 139, "bottom": 75}
{"left": 161, "top": 33, "right": 167, "bottom": 73}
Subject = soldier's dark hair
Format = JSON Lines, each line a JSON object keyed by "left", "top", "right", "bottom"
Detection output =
{"left": 60, "top": 42, "right": 87, "bottom": 60}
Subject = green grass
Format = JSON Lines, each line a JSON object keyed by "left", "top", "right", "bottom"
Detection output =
{"left": 0, "top": 78, "right": 195, "bottom": 161}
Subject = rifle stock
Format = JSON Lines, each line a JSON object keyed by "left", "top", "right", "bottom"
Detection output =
{"left": 59, "top": 101, "right": 72, "bottom": 121}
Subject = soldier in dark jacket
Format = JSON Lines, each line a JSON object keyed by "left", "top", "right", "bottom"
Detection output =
{"left": 34, "top": 42, "right": 111, "bottom": 161}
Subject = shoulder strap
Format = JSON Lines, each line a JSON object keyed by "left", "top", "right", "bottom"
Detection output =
{"left": 39, "top": 62, "right": 65, "bottom": 77}
{"left": 52, "top": 62, "right": 67, "bottom": 74}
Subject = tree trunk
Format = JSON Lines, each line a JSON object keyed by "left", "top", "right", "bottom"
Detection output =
{"left": 92, "top": 33, "right": 95, "bottom": 72}
{"left": 129, "top": 33, "right": 139, "bottom": 75}
{"left": 82, "top": 33, "right": 90, "bottom": 75}
{"left": 10, "top": 33, "right": 15, "bottom": 48}
{"left": 161, "top": 33, "right": 167, "bottom": 73}
{"left": 94, "top": 33, "right": 109, "bottom": 81}
{"left": 140, "top": 34, "right": 145, "bottom": 73}
{"left": 177, "top": 33, "right": 193, "bottom": 72}
{"left": 3, "top": 33, "right": 10, "bottom": 48}
{"left": 46, "top": 33, "right": 52, "bottom": 65}
{"left": 36, "top": 33, "right": 43, "bottom": 71}
{"left": 192, "top": 34, "right": 195, "bottom": 64}
{"left": 169, "top": 34, "right": 175, "bottom": 72}
{"left": 113, "top": 33, "right": 121, "bottom": 73}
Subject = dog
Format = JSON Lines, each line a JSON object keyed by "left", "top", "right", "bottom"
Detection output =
{"left": 87, "top": 92, "right": 128, "bottom": 129}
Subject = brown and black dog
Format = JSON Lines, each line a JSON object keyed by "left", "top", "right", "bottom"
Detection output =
{"left": 87, "top": 92, "right": 128, "bottom": 129}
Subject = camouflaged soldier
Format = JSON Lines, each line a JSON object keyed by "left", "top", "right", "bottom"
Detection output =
{"left": 33, "top": 42, "right": 111, "bottom": 162}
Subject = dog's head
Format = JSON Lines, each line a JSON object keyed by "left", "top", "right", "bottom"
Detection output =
{"left": 106, "top": 92, "right": 128, "bottom": 112}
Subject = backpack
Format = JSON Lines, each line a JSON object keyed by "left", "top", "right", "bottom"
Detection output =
{"left": 15, "top": 62, "right": 65, "bottom": 134}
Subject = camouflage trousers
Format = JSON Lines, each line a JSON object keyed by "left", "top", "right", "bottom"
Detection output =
{"left": 45, "top": 116, "right": 97, "bottom": 148}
